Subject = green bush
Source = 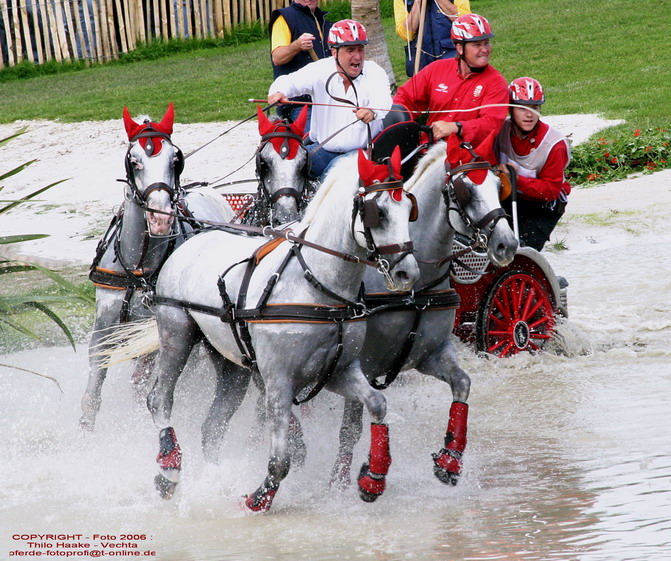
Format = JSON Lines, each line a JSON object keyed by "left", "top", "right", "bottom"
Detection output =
{"left": 568, "top": 127, "right": 671, "bottom": 186}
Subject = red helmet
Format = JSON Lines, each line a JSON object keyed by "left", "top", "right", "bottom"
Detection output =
{"left": 328, "top": 19, "right": 368, "bottom": 48}
{"left": 509, "top": 77, "right": 545, "bottom": 106}
{"left": 450, "top": 13, "right": 494, "bottom": 43}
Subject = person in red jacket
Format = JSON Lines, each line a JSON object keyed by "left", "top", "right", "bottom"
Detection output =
{"left": 496, "top": 77, "right": 572, "bottom": 251}
{"left": 392, "top": 13, "right": 508, "bottom": 146}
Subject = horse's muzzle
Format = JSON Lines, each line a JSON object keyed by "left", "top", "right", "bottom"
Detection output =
{"left": 146, "top": 210, "right": 174, "bottom": 236}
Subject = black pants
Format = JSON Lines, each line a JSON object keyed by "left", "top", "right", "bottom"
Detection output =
{"left": 502, "top": 198, "right": 566, "bottom": 251}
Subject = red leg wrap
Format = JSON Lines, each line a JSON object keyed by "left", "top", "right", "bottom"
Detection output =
{"left": 432, "top": 402, "right": 468, "bottom": 483}
{"left": 157, "top": 427, "right": 182, "bottom": 471}
{"left": 368, "top": 423, "right": 391, "bottom": 476}
{"left": 357, "top": 423, "right": 392, "bottom": 501}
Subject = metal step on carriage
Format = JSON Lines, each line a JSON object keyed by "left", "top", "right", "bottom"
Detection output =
{"left": 219, "top": 190, "right": 568, "bottom": 359}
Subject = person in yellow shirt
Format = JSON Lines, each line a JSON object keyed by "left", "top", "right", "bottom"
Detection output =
{"left": 269, "top": 0, "right": 332, "bottom": 124}
{"left": 394, "top": 0, "right": 470, "bottom": 76}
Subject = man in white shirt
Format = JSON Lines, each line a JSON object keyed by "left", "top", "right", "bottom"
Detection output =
{"left": 268, "top": 19, "right": 392, "bottom": 180}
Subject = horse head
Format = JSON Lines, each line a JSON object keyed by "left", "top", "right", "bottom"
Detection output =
{"left": 256, "top": 106, "right": 310, "bottom": 225}
{"left": 353, "top": 147, "right": 420, "bottom": 292}
{"left": 123, "top": 103, "right": 183, "bottom": 236}
{"left": 444, "top": 132, "right": 518, "bottom": 267}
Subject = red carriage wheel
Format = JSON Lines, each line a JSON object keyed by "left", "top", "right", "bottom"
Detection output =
{"left": 476, "top": 271, "right": 555, "bottom": 357}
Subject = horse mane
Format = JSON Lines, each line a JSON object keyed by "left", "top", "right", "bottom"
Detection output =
{"left": 404, "top": 141, "right": 446, "bottom": 193}
{"left": 300, "top": 154, "right": 358, "bottom": 225}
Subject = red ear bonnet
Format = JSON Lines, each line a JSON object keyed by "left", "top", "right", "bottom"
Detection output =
{"left": 258, "top": 105, "right": 304, "bottom": 160}
{"left": 358, "top": 150, "right": 389, "bottom": 187}
{"left": 290, "top": 105, "right": 309, "bottom": 138}
{"left": 446, "top": 130, "right": 497, "bottom": 184}
{"left": 257, "top": 105, "right": 274, "bottom": 137}
{"left": 123, "top": 103, "right": 174, "bottom": 156}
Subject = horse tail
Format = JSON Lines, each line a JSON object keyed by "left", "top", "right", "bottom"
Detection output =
{"left": 90, "top": 318, "right": 160, "bottom": 367}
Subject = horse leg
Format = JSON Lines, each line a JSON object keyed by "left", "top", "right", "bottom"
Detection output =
{"left": 250, "top": 373, "right": 306, "bottom": 468}
{"left": 326, "top": 360, "right": 391, "bottom": 503}
{"left": 146, "top": 307, "right": 199, "bottom": 499}
{"left": 329, "top": 398, "right": 364, "bottom": 489}
{"left": 130, "top": 351, "right": 157, "bottom": 398}
{"left": 200, "top": 341, "right": 252, "bottom": 464}
{"left": 243, "top": 376, "right": 293, "bottom": 513}
{"left": 415, "top": 337, "right": 471, "bottom": 485}
{"left": 80, "top": 293, "right": 124, "bottom": 430}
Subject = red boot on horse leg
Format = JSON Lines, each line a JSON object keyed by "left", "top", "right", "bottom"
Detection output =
{"left": 155, "top": 426, "right": 182, "bottom": 499}
{"left": 357, "top": 423, "right": 392, "bottom": 502}
{"left": 432, "top": 401, "right": 468, "bottom": 485}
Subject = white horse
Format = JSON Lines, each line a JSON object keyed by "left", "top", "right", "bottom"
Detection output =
{"left": 80, "top": 104, "right": 234, "bottom": 430}
{"left": 329, "top": 133, "right": 519, "bottom": 490}
{"left": 136, "top": 148, "right": 420, "bottom": 511}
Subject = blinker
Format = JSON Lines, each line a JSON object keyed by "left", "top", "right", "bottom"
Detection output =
{"left": 362, "top": 198, "right": 381, "bottom": 228}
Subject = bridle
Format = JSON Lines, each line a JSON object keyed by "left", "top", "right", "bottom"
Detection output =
{"left": 255, "top": 123, "right": 310, "bottom": 219}
{"left": 124, "top": 128, "right": 185, "bottom": 209}
{"left": 352, "top": 177, "right": 418, "bottom": 284}
{"left": 443, "top": 144, "right": 508, "bottom": 247}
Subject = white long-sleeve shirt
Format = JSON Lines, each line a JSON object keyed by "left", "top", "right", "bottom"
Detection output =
{"left": 269, "top": 57, "right": 392, "bottom": 152}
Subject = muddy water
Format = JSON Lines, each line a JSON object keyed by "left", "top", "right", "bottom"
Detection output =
{"left": 2, "top": 225, "right": 670, "bottom": 560}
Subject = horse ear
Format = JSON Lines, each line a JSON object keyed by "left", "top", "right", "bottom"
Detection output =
{"left": 290, "top": 105, "right": 309, "bottom": 137}
{"left": 358, "top": 149, "right": 389, "bottom": 186}
{"left": 257, "top": 106, "right": 274, "bottom": 137}
{"left": 156, "top": 103, "right": 175, "bottom": 135}
{"left": 123, "top": 106, "right": 141, "bottom": 140}
{"left": 390, "top": 145, "right": 402, "bottom": 179}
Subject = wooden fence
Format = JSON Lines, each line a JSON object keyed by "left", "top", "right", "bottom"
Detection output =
{"left": 0, "top": 0, "right": 287, "bottom": 68}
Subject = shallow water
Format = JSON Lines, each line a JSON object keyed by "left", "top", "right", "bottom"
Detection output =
{"left": 2, "top": 224, "right": 670, "bottom": 561}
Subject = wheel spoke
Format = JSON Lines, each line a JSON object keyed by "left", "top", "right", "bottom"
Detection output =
{"left": 487, "top": 337, "right": 509, "bottom": 354}
{"left": 528, "top": 315, "right": 552, "bottom": 330}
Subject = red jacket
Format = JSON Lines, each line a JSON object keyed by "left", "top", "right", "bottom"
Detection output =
{"left": 394, "top": 58, "right": 509, "bottom": 146}
{"left": 507, "top": 122, "right": 571, "bottom": 202}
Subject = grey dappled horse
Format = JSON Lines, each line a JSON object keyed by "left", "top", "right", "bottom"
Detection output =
{"left": 328, "top": 135, "right": 518, "bottom": 488}
{"left": 141, "top": 149, "right": 420, "bottom": 511}
{"left": 80, "top": 104, "right": 234, "bottom": 430}
{"left": 243, "top": 106, "right": 312, "bottom": 226}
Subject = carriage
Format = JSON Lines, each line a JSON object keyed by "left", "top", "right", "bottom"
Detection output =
{"left": 220, "top": 190, "right": 568, "bottom": 358}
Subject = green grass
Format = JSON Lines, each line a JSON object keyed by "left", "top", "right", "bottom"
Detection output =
{"left": 0, "top": 0, "right": 668, "bottom": 126}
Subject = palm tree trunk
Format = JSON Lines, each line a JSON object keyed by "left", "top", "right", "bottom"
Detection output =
{"left": 352, "top": 0, "right": 396, "bottom": 89}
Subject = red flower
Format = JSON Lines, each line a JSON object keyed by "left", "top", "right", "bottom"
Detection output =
{"left": 610, "top": 157, "right": 618, "bottom": 164}
{"left": 646, "top": 162, "right": 657, "bottom": 170}
{"left": 603, "top": 151, "right": 610, "bottom": 157}
{"left": 660, "top": 159, "right": 668, "bottom": 164}
{"left": 644, "top": 146, "right": 653, "bottom": 153}
{"left": 634, "top": 129, "right": 641, "bottom": 137}
{"left": 598, "top": 137, "right": 608, "bottom": 144}
{"left": 586, "top": 173, "right": 599, "bottom": 181}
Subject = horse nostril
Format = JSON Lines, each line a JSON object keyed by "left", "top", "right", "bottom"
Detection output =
{"left": 395, "top": 270, "right": 410, "bottom": 284}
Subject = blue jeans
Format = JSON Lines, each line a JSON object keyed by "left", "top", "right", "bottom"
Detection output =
{"left": 306, "top": 142, "right": 356, "bottom": 181}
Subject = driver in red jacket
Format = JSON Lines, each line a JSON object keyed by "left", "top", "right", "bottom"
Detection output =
{"left": 392, "top": 13, "right": 508, "bottom": 146}
{"left": 496, "top": 77, "right": 572, "bottom": 251}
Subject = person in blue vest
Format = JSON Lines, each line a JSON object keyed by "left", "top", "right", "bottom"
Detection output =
{"left": 269, "top": 0, "right": 333, "bottom": 124}
{"left": 394, "top": 0, "right": 471, "bottom": 77}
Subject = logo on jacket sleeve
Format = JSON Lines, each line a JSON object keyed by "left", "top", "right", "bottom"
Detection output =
{"left": 435, "top": 83, "right": 449, "bottom": 93}
{"left": 473, "top": 85, "right": 483, "bottom": 98}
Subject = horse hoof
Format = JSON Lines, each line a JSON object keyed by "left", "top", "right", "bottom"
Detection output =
{"left": 154, "top": 474, "right": 177, "bottom": 499}
{"left": 433, "top": 464, "right": 459, "bottom": 486}
{"left": 357, "top": 463, "right": 385, "bottom": 503}
{"left": 79, "top": 417, "right": 95, "bottom": 432}
{"left": 242, "top": 489, "right": 277, "bottom": 513}
{"left": 432, "top": 450, "right": 461, "bottom": 486}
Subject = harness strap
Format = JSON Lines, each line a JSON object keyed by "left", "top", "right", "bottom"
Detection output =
{"left": 293, "top": 321, "right": 344, "bottom": 405}
{"left": 371, "top": 309, "right": 421, "bottom": 390}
